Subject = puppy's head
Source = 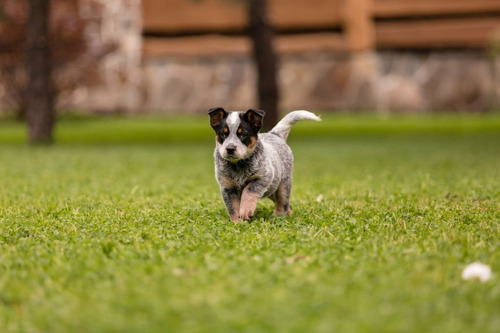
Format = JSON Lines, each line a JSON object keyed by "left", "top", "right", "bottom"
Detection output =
{"left": 208, "top": 107, "right": 265, "bottom": 162}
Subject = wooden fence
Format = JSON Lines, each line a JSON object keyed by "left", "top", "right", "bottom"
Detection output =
{"left": 142, "top": 0, "right": 500, "bottom": 57}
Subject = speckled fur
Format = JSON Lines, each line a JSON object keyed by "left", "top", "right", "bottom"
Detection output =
{"left": 208, "top": 108, "right": 321, "bottom": 222}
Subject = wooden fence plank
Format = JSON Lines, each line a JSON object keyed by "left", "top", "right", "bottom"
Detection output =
{"left": 269, "top": 0, "right": 343, "bottom": 29}
{"left": 143, "top": 33, "right": 347, "bottom": 58}
{"left": 142, "top": 0, "right": 344, "bottom": 34}
{"left": 374, "top": 0, "right": 500, "bottom": 18}
{"left": 142, "top": 0, "right": 245, "bottom": 33}
{"left": 376, "top": 17, "right": 500, "bottom": 48}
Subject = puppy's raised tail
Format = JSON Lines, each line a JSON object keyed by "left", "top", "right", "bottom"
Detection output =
{"left": 269, "top": 110, "right": 321, "bottom": 141}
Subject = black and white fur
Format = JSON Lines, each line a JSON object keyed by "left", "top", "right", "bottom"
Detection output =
{"left": 208, "top": 107, "right": 321, "bottom": 222}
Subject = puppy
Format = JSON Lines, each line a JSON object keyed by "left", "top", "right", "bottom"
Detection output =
{"left": 208, "top": 107, "right": 320, "bottom": 222}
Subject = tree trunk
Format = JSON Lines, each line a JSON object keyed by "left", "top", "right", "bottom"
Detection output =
{"left": 26, "top": 0, "right": 54, "bottom": 144}
{"left": 248, "top": 0, "right": 279, "bottom": 129}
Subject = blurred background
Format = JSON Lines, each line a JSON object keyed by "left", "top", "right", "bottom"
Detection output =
{"left": 1, "top": 0, "right": 500, "bottom": 142}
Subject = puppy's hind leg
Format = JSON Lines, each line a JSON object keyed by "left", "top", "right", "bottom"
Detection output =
{"left": 273, "top": 183, "right": 293, "bottom": 217}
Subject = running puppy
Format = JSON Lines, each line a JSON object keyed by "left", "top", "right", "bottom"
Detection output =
{"left": 208, "top": 107, "right": 321, "bottom": 222}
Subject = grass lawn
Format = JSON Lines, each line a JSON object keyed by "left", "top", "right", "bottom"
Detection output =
{"left": 0, "top": 113, "right": 499, "bottom": 332}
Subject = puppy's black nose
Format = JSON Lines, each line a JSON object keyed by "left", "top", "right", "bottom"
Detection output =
{"left": 226, "top": 145, "right": 236, "bottom": 155}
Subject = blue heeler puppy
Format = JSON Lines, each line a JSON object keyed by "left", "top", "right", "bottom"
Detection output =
{"left": 208, "top": 107, "right": 321, "bottom": 222}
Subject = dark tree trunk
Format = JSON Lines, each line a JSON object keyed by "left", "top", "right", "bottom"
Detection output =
{"left": 248, "top": 0, "right": 279, "bottom": 129}
{"left": 25, "top": 0, "right": 54, "bottom": 144}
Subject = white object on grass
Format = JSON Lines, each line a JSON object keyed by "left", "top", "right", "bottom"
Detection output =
{"left": 461, "top": 262, "right": 492, "bottom": 282}
{"left": 316, "top": 194, "right": 323, "bottom": 203}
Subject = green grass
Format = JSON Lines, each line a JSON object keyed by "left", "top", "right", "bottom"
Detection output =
{"left": 0, "top": 113, "right": 499, "bottom": 332}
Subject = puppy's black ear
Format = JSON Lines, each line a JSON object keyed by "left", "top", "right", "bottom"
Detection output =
{"left": 208, "top": 107, "right": 227, "bottom": 128}
{"left": 244, "top": 109, "right": 265, "bottom": 131}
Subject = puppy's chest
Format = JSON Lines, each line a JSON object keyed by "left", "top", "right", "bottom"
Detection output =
{"left": 217, "top": 162, "right": 261, "bottom": 189}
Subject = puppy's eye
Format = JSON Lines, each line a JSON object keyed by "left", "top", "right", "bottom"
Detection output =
{"left": 240, "top": 133, "right": 248, "bottom": 140}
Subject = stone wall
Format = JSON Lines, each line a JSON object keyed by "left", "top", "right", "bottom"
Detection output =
{"left": 139, "top": 51, "right": 500, "bottom": 114}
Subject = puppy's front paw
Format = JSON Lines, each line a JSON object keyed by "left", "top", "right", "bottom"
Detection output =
{"left": 230, "top": 215, "right": 243, "bottom": 224}
{"left": 239, "top": 207, "right": 255, "bottom": 221}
